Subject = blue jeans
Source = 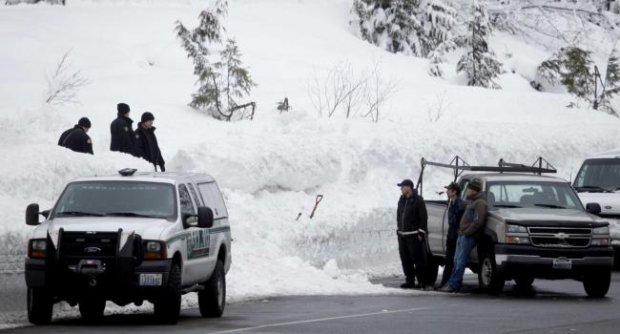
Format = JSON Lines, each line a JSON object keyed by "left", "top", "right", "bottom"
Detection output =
{"left": 447, "top": 235, "right": 477, "bottom": 290}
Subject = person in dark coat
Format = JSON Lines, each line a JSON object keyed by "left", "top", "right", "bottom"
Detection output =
{"left": 110, "top": 103, "right": 137, "bottom": 155}
{"left": 135, "top": 112, "right": 165, "bottom": 172}
{"left": 439, "top": 182, "right": 465, "bottom": 288}
{"left": 396, "top": 179, "right": 430, "bottom": 290}
{"left": 58, "top": 117, "right": 93, "bottom": 155}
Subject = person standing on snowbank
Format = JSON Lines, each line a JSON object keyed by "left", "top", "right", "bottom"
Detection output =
{"left": 135, "top": 112, "right": 165, "bottom": 172}
{"left": 110, "top": 102, "right": 137, "bottom": 155}
{"left": 58, "top": 117, "right": 93, "bottom": 155}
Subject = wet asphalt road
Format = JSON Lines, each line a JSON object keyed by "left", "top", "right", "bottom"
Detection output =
{"left": 1, "top": 272, "right": 620, "bottom": 333}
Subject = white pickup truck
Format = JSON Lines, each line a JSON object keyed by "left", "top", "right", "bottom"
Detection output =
{"left": 573, "top": 152, "right": 620, "bottom": 268}
{"left": 24, "top": 169, "right": 232, "bottom": 325}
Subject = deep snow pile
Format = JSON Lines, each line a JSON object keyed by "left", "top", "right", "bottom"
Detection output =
{"left": 1, "top": 0, "right": 620, "bottom": 313}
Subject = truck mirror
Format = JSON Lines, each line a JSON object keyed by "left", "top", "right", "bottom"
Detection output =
{"left": 197, "top": 207, "right": 214, "bottom": 229}
{"left": 585, "top": 203, "right": 602, "bottom": 215}
{"left": 26, "top": 203, "right": 41, "bottom": 226}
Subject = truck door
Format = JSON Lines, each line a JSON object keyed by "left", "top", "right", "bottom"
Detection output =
{"left": 179, "top": 184, "right": 210, "bottom": 285}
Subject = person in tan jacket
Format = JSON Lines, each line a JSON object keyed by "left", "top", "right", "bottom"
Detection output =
{"left": 439, "top": 178, "right": 488, "bottom": 292}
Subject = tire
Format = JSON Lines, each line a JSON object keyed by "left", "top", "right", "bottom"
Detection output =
{"left": 199, "top": 260, "right": 226, "bottom": 318}
{"left": 514, "top": 276, "right": 534, "bottom": 289}
{"left": 478, "top": 250, "right": 505, "bottom": 296}
{"left": 27, "top": 287, "right": 53, "bottom": 325}
{"left": 583, "top": 270, "right": 611, "bottom": 298}
{"left": 79, "top": 298, "right": 106, "bottom": 322}
{"left": 154, "top": 263, "right": 182, "bottom": 324}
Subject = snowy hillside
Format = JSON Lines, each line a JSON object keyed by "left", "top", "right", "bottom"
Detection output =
{"left": 1, "top": 0, "right": 620, "bottom": 314}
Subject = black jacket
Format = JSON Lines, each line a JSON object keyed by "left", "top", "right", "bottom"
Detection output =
{"left": 135, "top": 123, "right": 165, "bottom": 169}
{"left": 397, "top": 191, "right": 428, "bottom": 234}
{"left": 110, "top": 114, "right": 137, "bottom": 155}
{"left": 58, "top": 125, "right": 93, "bottom": 154}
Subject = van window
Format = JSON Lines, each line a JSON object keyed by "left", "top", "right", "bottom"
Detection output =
{"left": 198, "top": 182, "right": 228, "bottom": 219}
{"left": 178, "top": 184, "right": 196, "bottom": 216}
{"left": 188, "top": 183, "right": 203, "bottom": 206}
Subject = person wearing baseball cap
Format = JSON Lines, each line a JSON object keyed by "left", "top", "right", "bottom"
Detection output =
{"left": 396, "top": 178, "right": 431, "bottom": 290}
{"left": 439, "top": 181, "right": 465, "bottom": 288}
{"left": 440, "top": 178, "right": 488, "bottom": 293}
{"left": 58, "top": 117, "right": 93, "bottom": 154}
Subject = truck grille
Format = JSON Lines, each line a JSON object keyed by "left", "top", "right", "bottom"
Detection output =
{"left": 58, "top": 231, "right": 119, "bottom": 266}
{"left": 528, "top": 227, "right": 591, "bottom": 248}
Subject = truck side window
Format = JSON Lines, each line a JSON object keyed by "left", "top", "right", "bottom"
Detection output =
{"left": 198, "top": 182, "right": 228, "bottom": 219}
{"left": 460, "top": 180, "right": 470, "bottom": 200}
{"left": 178, "top": 184, "right": 196, "bottom": 216}
{"left": 188, "top": 183, "right": 203, "bottom": 207}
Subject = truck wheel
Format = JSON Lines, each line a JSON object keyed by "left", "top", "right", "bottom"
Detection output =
{"left": 27, "top": 287, "right": 53, "bottom": 325}
{"left": 583, "top": 270, "right": 611, "bottom": 298}
{"left": 154, "top": 263, "right": 182, "bottom": 324}
{"left": 199, "top": 260, "right": 226, "bottom": 318}
{"left": 478, "top": 250, "right": 505, "bottom": 296}
{"left": 79, "top": 298, "right": 106, "bottom": 322}
{"left": 514, "top": 276, "right": 534, "bottom": 289}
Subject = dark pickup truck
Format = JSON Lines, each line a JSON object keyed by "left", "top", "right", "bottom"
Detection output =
{"left": 420, "top": 157, "right": 614, "bottom": 296}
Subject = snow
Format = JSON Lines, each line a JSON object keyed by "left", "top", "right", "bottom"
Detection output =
{"left": 1, "top": 0, "right": 620, "bottom": 325}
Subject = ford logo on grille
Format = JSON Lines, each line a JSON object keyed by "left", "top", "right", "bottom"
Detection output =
{"left": 84, "top": 247, "right": 102, "bottom": 253}
{"left": 554, "top": 233, "right": 569, "bottom": 240}
{"left": 605, "top": 206, "right": 612, "bottom": 210}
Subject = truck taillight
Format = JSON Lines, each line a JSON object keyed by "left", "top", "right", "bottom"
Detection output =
{"left": 143, "top": 241, "right": 167, "bottom": 260}
{"left": 28, "top": 239, "right": 47, "bottom": 259}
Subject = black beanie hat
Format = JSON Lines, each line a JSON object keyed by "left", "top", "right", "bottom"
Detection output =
{"left": 78, "top": 117, "right": 91, "bottom": 128}
{"left": 117, "top": 103, "right": 130, "bottom": 115}
{"left": 141, "top": 112, "right": 155, "bottom": 122}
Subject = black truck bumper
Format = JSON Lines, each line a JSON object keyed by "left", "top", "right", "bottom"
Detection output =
{"left": 495, "top": 245, "right": 614, "bottom": 279}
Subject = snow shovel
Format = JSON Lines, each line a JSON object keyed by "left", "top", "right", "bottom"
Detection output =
{"left": 309, "top": 195, "right": 324, "bottom": 219}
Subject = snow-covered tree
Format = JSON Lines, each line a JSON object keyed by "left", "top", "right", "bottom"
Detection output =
{"left": 352, "top": 0, "right": 457, "bottom": 57}
{"left": 456, "top": 0, "right": 503, "bottom": 89}
{"left": 603, "top": 46, "right": 620, "bottom": 100}
{"left": 561, "top": 47, "right": 594, "bottom": 99}
{"left": 176, "top": 0, "right": 256, "bottom": 121}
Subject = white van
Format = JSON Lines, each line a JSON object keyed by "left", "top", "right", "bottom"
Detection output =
{"left": 573, "top": 152, "right": 620, "bottom": 267}
{"left": 24, "top": 169, "right": 232, "bottom": 324}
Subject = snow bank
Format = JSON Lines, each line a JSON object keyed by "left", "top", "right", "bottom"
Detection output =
{"left": 1, "top": 0, "right": 620, "bottom": 321}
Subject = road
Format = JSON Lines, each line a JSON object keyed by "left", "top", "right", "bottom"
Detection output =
{"left": 2, "top": 273, "right": 619, "bottom": 333}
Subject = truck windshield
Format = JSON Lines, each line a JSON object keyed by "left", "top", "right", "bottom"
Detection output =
{"left": 487, "top": 181, "right": 583, "bottom": 210}
{"left": 51, "top": 181, "right": 177, "bottom": 220}
{"left": 574, "top": 158, "right": 620, "bottom": 192}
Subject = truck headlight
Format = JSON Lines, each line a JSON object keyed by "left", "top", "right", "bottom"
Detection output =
{"left": 506, "top": 224, "right": 528, "bottom": 233}
{"left": 591, "top": 238, "right": 610, "bottom": 246}
{"left": 143, "top": 241, "right": 167, "bottom": 260}
{"left": 28, "top": 239, "right": 47, "bottom": 259}
{"left": 505, "top": 236, "right": 530, "bottom": 245}
{"left": 592, "top": 226, "right": 610, "bottom": 235}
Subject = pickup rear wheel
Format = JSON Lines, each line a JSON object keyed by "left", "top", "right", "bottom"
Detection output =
{"left": 478, "top": 250, "right": 505, "bottom": 296}
{"left": 79, "top": 298, "right": 106, "bottom": 322}
{"left": 154, "top": 263, "right": 182, "bottom": 324}
{"left": 27, "top": 287, "right": 53, "bottom": 325}
{"left": 199, "top": 260, "right": 226, "bottom": 318}
{"left": 583, "top": 270, "right": 611, "bottom": 298}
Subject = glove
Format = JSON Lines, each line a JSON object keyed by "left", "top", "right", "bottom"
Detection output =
{"left": 159, "top": 164, "right": 166, "bottom": 172}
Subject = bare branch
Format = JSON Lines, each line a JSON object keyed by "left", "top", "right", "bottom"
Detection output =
{"left": 45, "top": 50, "right": 89, "bottom": 105}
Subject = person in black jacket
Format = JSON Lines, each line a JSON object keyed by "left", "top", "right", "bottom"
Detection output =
{"left": 110, "top": 103, "right": 137, "bottom": 155}
{"left": 396, "top": 179, "right": 430, "bottom": 290}
{"left": 439, "top": 182, "right": 465, "bottom": 288}
{"left": 135, "top": 112, "right": 165, "bottom": 172}
{"left": 58, "top": 117, "right": 93, "bottom": 154}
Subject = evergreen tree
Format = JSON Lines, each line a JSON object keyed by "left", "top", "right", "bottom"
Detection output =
{"left": 560, "top": 47, "right": 594, "bottom": 99}
{"left": 456, "top": 0, "right": 503, "bottom": 89}
{"left": 604, "top": 46, "right": 620, "bottom": 100}
{"left": 352, "top": 0, "right": 456, "bottom": 57}
{"left": 175, "top": 0, "right": 256, "bottom": 121}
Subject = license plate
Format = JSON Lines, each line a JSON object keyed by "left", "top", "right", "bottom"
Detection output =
{"left": 139, "top": 273, "right": 162, "bottom": 286}
{"left": 552, "top": 258, "right": 572, "bottom": 270}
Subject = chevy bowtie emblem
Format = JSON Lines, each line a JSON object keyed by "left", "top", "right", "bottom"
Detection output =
{"left": 554, "top": 233, "right": 568, "bottom": 240}
{"left": 84, "top": 247, "right": 102, "bottom": 253}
